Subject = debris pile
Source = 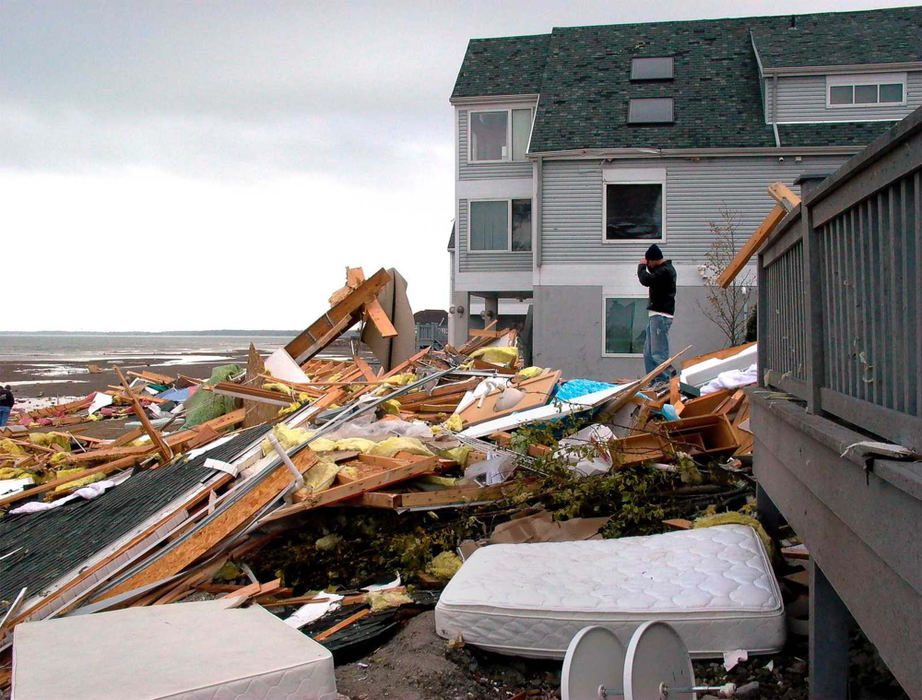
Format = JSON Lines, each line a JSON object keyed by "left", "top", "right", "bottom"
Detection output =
{"left": 0, "top": 266, "right": 781, "bottom": 698}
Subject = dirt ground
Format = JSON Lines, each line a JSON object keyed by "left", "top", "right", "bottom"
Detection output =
{"left": 335, "top": 611, "right": 560, "bottom": 700}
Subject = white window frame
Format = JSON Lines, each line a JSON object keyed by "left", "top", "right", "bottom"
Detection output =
{"left": 467, "top": 108, "right": 533, "bottom": 163}
{"left": 826, "top": 73, "right": 907, "bottom": 109}
{"left": 601, "top": 294, "right": 648, "bottom": 358}
{"left": 601, "top": 168, "right": 667, "bottom": 245}
{"left": 467, "top": 198, "right": 532, "bottom": 253}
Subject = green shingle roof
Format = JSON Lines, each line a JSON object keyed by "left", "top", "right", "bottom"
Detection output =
{"left": 452, "top": 7, "right": 922, "bottom": 152}
{"left": 750, "top": 7, "right": 922, "bottom": 69}
{"left": 451, "top": 34, "right": 550, "bottom": 98}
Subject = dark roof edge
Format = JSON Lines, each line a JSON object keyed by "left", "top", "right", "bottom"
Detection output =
{"left": 762, "top": 60, "right": 922, "bottom": 77}
{"left": 450, "top": 93, "right": 540, "bottom": 106}
{"left": 526, "top": 145, "right": 864, "bottom": 160}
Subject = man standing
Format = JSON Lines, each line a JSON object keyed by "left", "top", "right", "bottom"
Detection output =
{"left": 0, "top": 385, "right": 14, "bottom": 427}
{"left": 637, "top": 244, "right": 677, "bottom": 383}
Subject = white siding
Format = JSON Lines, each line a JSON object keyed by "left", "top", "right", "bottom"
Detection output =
{"left": 458, "top": 109, "right": 533, "bottom": 180}
{"left": 540, "top": 156, "right": 850, "bottom": 265}
{"left": 458, "top": 199, "right": 532, "bottom": 273}
{"left": 773, "top": 72, "right": 922, "bottom": 123}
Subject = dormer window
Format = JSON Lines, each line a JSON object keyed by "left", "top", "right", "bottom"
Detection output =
{"left": 469, "top": 109, "right": 533, "bottom": 162}
{"left": 827, "top": 73, "right": 906, "bottom": 107}
{"left": 628, "top": 98, "right": 674, "bottom": 124}
{"left": 631, "top": 57, "right": 674, "bottom": 81}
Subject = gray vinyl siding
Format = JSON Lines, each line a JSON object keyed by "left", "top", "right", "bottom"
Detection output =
{"left": 773, "top": 72, "right": 922, "bottom": 123}
{"left": 540, "top": 156, "right": 850, "bottom": 264}
{"left": 458, "top": 199, "right": 532, "bottom": 272}
{"left": 458, "top": 109, "right": 533, "bottom": 180}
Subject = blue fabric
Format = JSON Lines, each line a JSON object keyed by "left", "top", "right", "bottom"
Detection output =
{"left": 156, "top": 387, "right": 191, "bottom": 403}
{"left": 555, "top": 379, "right": 615, "bottom": 402}
{"left": 644, "top": 314, "right": 673, "bottom": 383}
{"left": 0, "top": 406, "right": 10, "bottom": 427}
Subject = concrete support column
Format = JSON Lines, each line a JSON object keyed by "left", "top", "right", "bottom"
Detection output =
{"left": 447, "top": 291, "right": 470, "bottom": 347}
{"left": 809, "top": 559, "right": 852, "bottom": 699}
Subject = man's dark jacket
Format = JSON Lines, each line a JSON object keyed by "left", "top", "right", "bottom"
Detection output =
{"left": 0, "top": 389, "right": 13, "bottom": 408}
{"left": 637, "top": 260, "right": 677, "bottom": 315}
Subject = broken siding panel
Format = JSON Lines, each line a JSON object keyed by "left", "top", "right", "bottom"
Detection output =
{"left": 457, "top": 199, "right": 532, "bottom": 272}
{"left": 458, "top": 109, "right": 534, "bottom": 180}
{"left": 775, "top": 72, "right": 922, "bottom": 123}
{"left": 541, "top": 156, "right": 850, "bottom": 265}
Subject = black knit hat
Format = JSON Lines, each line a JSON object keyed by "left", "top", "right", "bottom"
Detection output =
{"left": 645, "top": 244, "right": 663, "bottom": 261}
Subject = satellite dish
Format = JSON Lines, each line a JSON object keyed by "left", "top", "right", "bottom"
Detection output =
{"left": 623, "top": 621, "right": 695, "bottom": 700}
{"left": 561, "top": 626, "right": 625, "bottom": 700}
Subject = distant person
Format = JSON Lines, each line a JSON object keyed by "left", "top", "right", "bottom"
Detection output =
{"left": 637, "top": 244, "right": 677, "bottom": 384}
{"left": 0, "top": 385, "right": 14, "bottom": 427}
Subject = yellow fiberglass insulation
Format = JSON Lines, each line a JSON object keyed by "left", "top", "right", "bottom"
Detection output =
{"left": 332, "top": 438, "right": 377, "bottom": 454}
{"left": 693, "top": 511, "right": 774, "bottom": 558}
{"left": 303, "top": 459, "right": 342, "bottom": 492}
{"left": 262, "top": 382, "right": 295, "bottom": 397}
{"left": 368, "top": 437, "right": 434, "bottom": 458}
{"left": 260, "top": 422, "right": 313, "bottom": 455}
{"left": 368, "top": 590, "right": 413, "bottom": 611}
{"left": 386, "top": 373, "right": 417, "bottom": 386}
{"left": 516, "top": 366, "right": 544, "bottom": 379}
{"left": 440, "top": 445, "right": 473, "bottom": 468}
{"left": 53, "top": 469, "right": 105, "bottom": 493}
{"left": 438, "top": 414, "right": 464, "bottom": 433}
{"left": 427, "top": 551, "right": 463, "bottom": 580}
{"left": 28, "top": 432, "right": 71, "bottom": 451}
{"left": 0, "top": 439, "right": 27, "bottom": 457}
{"left": 469, "top": 346, "right": 519, "bottom": 367}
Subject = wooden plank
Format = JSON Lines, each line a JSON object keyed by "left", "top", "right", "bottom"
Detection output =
{"left": 286, "top": 268, "right": 392, "bottom": 364}
{"left": 663, "top": 518, "right": 694, "bottom": 530}
{"left": 675, "top": 389, "right": 734, "bottom": 418}
{"left": 127, "top": 369, "right": 177, "bottom": 385}
{"left": 354, "top": 491, "right": 402, "bottom": 508}
{"left": 393, "top": 479, "right": 541, "bottom": 509}
{"left": 353, "top": 355, "right": 377, "bottom": 383}
{"left": 717, "top": 203, "right": 788, "bottom": 288}
{"left": 314, "top": 608, "right": 371, "bottom": 642}
{"left": 261, "top": 456, "right": 439, "bottom": 524}
{"left": 211, "top": 382, "right": 291, "bottom": 406}
{"left": 103, "top": 449, "right": 318, "bottom": 599}
{"left": 681, "top": 341, "right": 757, "bottom": 370}
{"left": 115, "top": 366, "right": 173, "bottom": 463}
{"left": 768, "top": 181, "right": 802, "bottom": 211}
{"left": 363, "top": 298, "right": 398, "bottom": 338}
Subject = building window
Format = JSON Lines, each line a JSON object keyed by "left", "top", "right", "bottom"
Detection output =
{"left": 604, "top": 298, "right": 647, "bottom": 355}
{"left": 470, "top": 199, "right": 532, "bottom": 251}
{"left": 469, "top": 109, "right": 532, "bottom": 162}
{"left": 604, "top": 183, "right": 663, "bottom": 240}
{"left": 827, "top": 73, "right": 906, "bottom": 107}
{"left": 628, "top": 98, "right": 674, "bottom": 124}
{"left": 631, "top": 57, "right": 674, "bottom": 81}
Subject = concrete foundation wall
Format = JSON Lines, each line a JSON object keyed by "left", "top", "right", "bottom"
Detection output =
{"left": 533, "top": 284, "right": 733, "bottom": 381}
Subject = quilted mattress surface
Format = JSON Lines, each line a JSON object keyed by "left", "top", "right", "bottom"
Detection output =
{"left": 13, "top": 600, "right": 338, "bottom": 699}
{"left": 435, "top": 524, "right": 784, "bottom": 658}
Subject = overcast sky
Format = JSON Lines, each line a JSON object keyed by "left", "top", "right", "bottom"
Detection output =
{"left": 1, "top": 0, "right": 913, "bottom": 331}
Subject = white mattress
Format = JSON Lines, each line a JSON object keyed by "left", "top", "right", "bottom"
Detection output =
{"left": 13, "top": 600, "right": 337, "bottom": 700}
{"left": 435, "top": 524, "right": 785, "bottom": 659}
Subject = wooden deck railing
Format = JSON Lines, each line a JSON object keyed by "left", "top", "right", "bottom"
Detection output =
{"left": 758, "top": 106, "right": 922, "bottom": 452}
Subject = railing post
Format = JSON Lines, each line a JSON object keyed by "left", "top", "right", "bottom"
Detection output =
{"left": 757, "top": 250, "right": 768, "bottom": 387}
{"left": 798, "top": 176, "right": 827, "bottom": 414}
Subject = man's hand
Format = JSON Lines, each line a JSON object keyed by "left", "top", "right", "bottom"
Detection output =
{"left": 639, "top": 257, "right": 647, "bottom": 265}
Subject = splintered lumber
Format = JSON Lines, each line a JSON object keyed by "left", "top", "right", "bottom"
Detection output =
{"left": 717, "top": 203, "right": 788, "bottom": 288}
{"left": 681, "top": 342, "right": 757, "bottom": 369}
{"left": 115, "top": 367, "right": 173, "bottom": 462}
{"left": 363, "top": 298, "right": 398, "bottom": 338}
{"left": 359, "top": 478, "right": 542, "bottom": 510}
{"left": 314, "top": 608, "right": 372, "bottom": 642}
{"left": 260, "top": 455, "right": 440, "bottom": 524}
{"left": 768, "top": 181, "right": 801, "bottom": 211}
{"left": 675, "top": 389, "right": 734, "bottom": 418}
{"left": 598, "top": 346, "right": 692, "bottom": 419}
{"left": 285, "top": 268, "right": 392, "bottom": 364}
{"left": 102, "top": 448, "right": 319, "bottom": 599}
{"left": 127, "top": 369, "right": 177, "bottom": 385}
{"left": 211, "top": 382, "right": 291, "bottom": 406}
{"left": 353, "top": 355, "right": 377, "bottom": 382}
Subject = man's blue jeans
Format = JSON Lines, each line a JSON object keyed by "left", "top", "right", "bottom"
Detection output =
{"left": 0, "top": 406, "right": 10, "bottom": 427}
{"left": 643, "top": 314, "right": 673, "bottom": 383}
